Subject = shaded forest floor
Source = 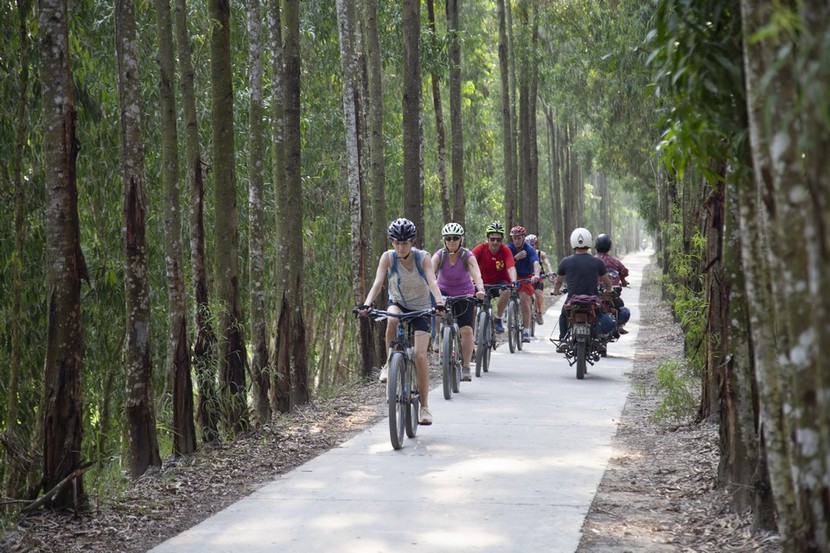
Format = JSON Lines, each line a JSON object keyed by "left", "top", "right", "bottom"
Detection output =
{"left": 2, "top": 261, "right": 781, "bottom": 552}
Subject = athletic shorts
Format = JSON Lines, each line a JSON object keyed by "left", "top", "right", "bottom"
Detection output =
{"left": 388, "top": 303, "right": 432, "bottom": 333}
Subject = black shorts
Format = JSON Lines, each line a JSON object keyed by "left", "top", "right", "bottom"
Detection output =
{"left": 447, "top": 298, "right": 476, "bottom": 328}
{"left": 388, "top": 303, "right": 432, "bottom": 333}
{"left": 485, "top": 281, "right": 511, "bottom": 300}
{"left": 534, "top": 280, "right": 544, "bottom": 291}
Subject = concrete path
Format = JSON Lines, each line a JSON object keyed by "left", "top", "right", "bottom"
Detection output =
{"left": 150, "top": 251, "right": 650, "bottom": 553}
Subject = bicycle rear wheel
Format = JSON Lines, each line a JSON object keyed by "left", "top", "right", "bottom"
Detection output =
{"left": 475, "top": 311, "right": 488, "bottom": 377}
{"left": 387, "top": 353, "right": 406, "bottom": 449}
{"left": 441, "top": 325, "right": 453, "bottom": 400}
{"left": 405, "top": 360, "right": 419, "bottom": 438}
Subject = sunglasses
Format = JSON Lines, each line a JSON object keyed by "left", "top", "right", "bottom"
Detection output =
{"left": 444, "top": 236, "right": 461, "bottom": 242}
{"left": 488, "top": 237, "right": 503, "bottom": 242}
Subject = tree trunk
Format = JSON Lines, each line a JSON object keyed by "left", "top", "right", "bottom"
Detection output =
{"left": 279, "top": 0, "right": 309, "bottom": 408}
{"left": 174, "top": 0, "right": 218, "bottom": 444}
{"left": 116, "top": 0, "right": 161, "bottom": 478}
{"left": 497, "top": 0, "right": 516, "bottom": 227}
{"left": 210, "top": 0, "right": 249, "bottom": 433}
{"left": 155, "top": 0, "right": 196, "bottom": 457}
{"left": 362, "top": 0, "right": 386, "bottom": 368}
{"left": 446, "top": 0, "right": 464, "bottom": 227}
{"left": 426, "top": 0, "right": 450, "bottom": 224}
{"left": 402, "top": 0, "right": 423, "bottom": 240}
{"left": 247, "top": 0, "right": 271, "bottom": 426}
{"left": 38, "top": 0, "right": 87, "bottom": 507}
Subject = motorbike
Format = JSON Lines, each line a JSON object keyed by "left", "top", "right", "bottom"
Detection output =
{"left": 555, "top": 289, "right": 618, "bottom": 380}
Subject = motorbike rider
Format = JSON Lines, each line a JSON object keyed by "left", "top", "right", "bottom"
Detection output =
{"left": 594, "top": 233, "right": 631, "bottom": 334}
{"left": 551, "top": 228, "right": 614, "bottom": 352}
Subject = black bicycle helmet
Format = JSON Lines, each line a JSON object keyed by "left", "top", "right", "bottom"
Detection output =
{"left": 387, "top": 218, "right": 417, "bottom": 241}
{"left": 595, "top": 233, "right": 612, "bottom": 253}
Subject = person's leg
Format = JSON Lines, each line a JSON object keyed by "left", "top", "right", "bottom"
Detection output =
{"left": 378, "top": 306, "right": 401, "bottom": 382}
{"left": 496, "top": 289, "right": 510, "bottom": 319}
{"left": 413, "top": 330, "right": 431, "bottom": 416}
{"left": 534, "top": 289, "right": 544, "bottom": 317}
{"left": 519, "top": 291, "right": 532, "bottom": 330}
{"left": 460, "top": 324, "right": 474, "bottom": 367}
{"left": 559, "top": 308, "right": 568, "bottom": 340}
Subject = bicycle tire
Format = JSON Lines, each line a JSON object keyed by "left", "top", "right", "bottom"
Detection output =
{"left": 576, "top": 340, "right": 586, "bottom": 380}
{"left": 441, "top": 325, "right": 453, "bottom": 400}
{"left": 516, "top": 300, "right": 524, "bottom": 351}
{"left": 475, "top": 310, "right": 488, "bottom": 377}
{"left": 530, "top": 303, "right": 537, "bottom": 337}
{"left": 507, "top": 301, "right": 517, "bottom": 353}
{"left": 452, "top": 330, "right": 462, "bottom": 393}
{"left": 388, "top": 353, "right": 406, "bottom": 449}
{"left": 405, "top": 359, "right": 419, "bottom": 438}
{"left": 484, "top": 322, "right": 492, "bottom": 372}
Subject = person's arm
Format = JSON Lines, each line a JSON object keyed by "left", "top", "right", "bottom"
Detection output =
{"left": 600, "top": 273, "right": 613, "bottom": 292}
{"left": 467, "top": 256, "right": 487, "bottom": 299}
{"left": 362, "top": 251, "right": 390, "bottom": 307}
{"left": 541, "top": 252, "right": 553, "bottom": 275}
{"left": 532, "top": 260, "right": 541, "bottom": 281}
{"left": 508, "top": 266, "right": 518, "bottom": 284}
{"left": 552, "top": 274, "right": 564, "bottom": 295}
{"left": 619, "top": 260, "right": 630, "bottom": 287}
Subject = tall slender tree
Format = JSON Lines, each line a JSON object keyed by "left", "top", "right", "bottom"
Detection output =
{"left": 426, "top": 0, "right": 450, "bottom": 223}
{"left": 210, "top": 0, "right": 249, "bottom": 432}
{"left": 116, "top": 0, "right": 161, "bottom": 477}
{"left": 247, "top": 0, "right": 271, "bottom": 425}
{"left": 497, "top": 0, "right": 516, "bottom": 227}
{"left": 278, "top": 0, "right": 309, "bottom": 408}
{"left": 402, "top": 0, "right": 423, "bottom": 237}
{"left": 38, "top": 0, "right": 87, "bottom": 506}
{"left": 155, "top": 0, "right": 196, "bottom": 456}
{"left": 446, "top": 0, "right": 465, "bottom": 226}
{"left": 174, "top": 0, "right": 219, "bottom": 443}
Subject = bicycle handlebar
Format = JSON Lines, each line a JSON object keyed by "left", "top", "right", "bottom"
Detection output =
{"left": 353, "top": 306, "right": 438, "bottom": 321}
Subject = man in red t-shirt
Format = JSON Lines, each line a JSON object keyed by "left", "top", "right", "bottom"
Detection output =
{"left": 471, "top": 222, "right": 517, "bottom": 333}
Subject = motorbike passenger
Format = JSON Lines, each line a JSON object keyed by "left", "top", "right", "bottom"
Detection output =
{"left": 551, "top": 228, "right": 615, "bottom": 352}
{"left": 594, "top": 233, "right": 631, "bottom": 335}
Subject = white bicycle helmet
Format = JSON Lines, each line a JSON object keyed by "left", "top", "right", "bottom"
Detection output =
{"left": 570, "top": 227, "right": 592, "bottom": 249}
{"left": 441, "top": 222, "right": 465, "bottom": 237}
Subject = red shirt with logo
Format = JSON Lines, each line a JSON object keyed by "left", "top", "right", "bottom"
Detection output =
{"left": 472, "top": 242, "right": 515, "bottom": 284}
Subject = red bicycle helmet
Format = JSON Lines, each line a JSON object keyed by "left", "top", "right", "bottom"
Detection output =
{"left": 510, "top": 225, "right": 526, "bottom": 236}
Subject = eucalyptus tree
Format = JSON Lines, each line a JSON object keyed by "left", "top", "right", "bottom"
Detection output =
{"left": 740, "top": 2, "right": 830, "bottom": 548}
{"left": 116, "top": 0, "right": 161, "bottom": 477}
{"left": 38, "top": 0, "right": 88, "bottom": 506}
{"left": 209, "top": 0, "right": 249, "bottom": 432}
{"left": 425, "top": 0, "right": 451, "bottom": 224}
{"left": 277, "top": 0, "right": 309, "bottom": 408}
{"left": 446, "top": 0, "right": 465, "bottom": 226}
{"left": 516, "top": 0, "right": 539, "bottom": 232}
{"left": 247, "top": 0, "right": 271, "bottom": 425}
{"left": 155, "top": 0, "right": 196, "bottom": 456}
{"left": 174, "top": 0, "right": 219, "bottom": 442}
{"left": 496, "top": 0, "right": 516, "bottom": 227}
{"left": 402, "top": 0, "right": 424, "bottom": 237}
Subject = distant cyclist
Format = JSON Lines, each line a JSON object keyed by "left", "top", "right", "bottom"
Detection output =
{"left": 432, "top": 222, "right": 486, "bottom": 381}
{"left": 507, "top": 226, "right": 540, "bottom": 343}
{"left": 360, "top": 218, "right": 445, "bottom": 425}
{"left": 526, "top": 234, "right": 553, "bottom": 325}
{"left": 471, "top": 222, "right": 517, "bottom": 333}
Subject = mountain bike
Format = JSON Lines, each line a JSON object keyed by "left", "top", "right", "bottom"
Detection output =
{"left": 475, "top": 283, "right": 511, "bottom": 376}
{"left": 508, "top": 277, "right": 534, "bottom": 353}
{"left": 355, "top": 307, "right": 434, "bottom": 450}
{"left": 438, "top": 295, "right": 477, "bottom": 399}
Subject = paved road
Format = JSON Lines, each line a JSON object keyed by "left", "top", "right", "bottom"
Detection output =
{"left": 151, "top": 251, "right": 650, "bottom": 553}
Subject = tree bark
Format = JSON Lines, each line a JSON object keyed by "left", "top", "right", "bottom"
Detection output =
{"left": 402, "top": 0, "right": 423, "bottom": 240}
{"left": 247, "top": 0, "right": 271, "bottom": 426}
{"left": 446, "top": 0, "right": 465, "bottom": 226}
{"left": 116, "top": 0, "right": 161, "bottom": 478}
{"left": 209, "top": 0, "right": 249, "bottom": 433}
{"left": 38, "top": 0, "right": 87, "bottom": 507}
{"left": 497, "top": 0, "right": 516, "bottom": 227}
{"left": 155, "top": 0, "right": 196, "bottom": 456}
{"left": 426, "top": 0, "right": 451, "bottom": 224}
{"left": 174, "top": 0, "right": 219, "bottom": 443}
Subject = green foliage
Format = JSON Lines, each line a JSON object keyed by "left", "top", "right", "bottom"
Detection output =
{"left": 651, "top": 359, "right": 699, "bottom": 423}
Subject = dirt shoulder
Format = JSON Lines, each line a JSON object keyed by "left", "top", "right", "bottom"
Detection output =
{"left": 1, "top": 261, "right": 781, "bottom": 552}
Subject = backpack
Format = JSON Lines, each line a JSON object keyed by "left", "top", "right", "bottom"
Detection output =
{"left": 389, "top": 248, "right": 434, "bottom": 307}
{"left": 435, "top": 247, "right": 471, "bottom": 277}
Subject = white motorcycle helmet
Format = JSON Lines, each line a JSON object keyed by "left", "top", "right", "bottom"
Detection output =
{"left": 570, "top": 228, "right": 593, "bottom": 249}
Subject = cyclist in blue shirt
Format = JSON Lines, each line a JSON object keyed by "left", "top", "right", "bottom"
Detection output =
{"left": 507, "top": 226, "right": 541, "bottom": 343}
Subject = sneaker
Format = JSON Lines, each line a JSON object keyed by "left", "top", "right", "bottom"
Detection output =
{"left": 555, "top": 343, "right": 568, "bottom": 353}
{"left": 461, "top": 367, "right": 472, "bottom": 381}
{"left": 536, "top": 312, "right": 544, "bottom": 325}
{"left": 419, "top": 406, "right": 433, "bottom": 425}
{"left": 378, "top": 365, "right": 388, "bottom": 383}
{"left": 493, "top": 318, "right": 505, "bottom": 333}
{"left": 522, "top": 330, "right": 531, "bottom": 343}
{"left": 618, "top": 327, "right": 629, "bottom": 335}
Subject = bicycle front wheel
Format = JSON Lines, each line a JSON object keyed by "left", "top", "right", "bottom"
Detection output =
{"left": 405, "top": 359, "right": 419, "bottom": 438}
{"left": 387, "top": 353, "right": 406, "bottom": 449}
{"left": 507, "top": 300, "right": 517, "bottom": 353}
{"left": 452, "top": 332, "right": 462, "bottom": 393}
{"left": 441, "top": 325, "right": 453, "bottom": 400}
{"left": 475, "top": 311, "right": 488, "bottom": 377}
